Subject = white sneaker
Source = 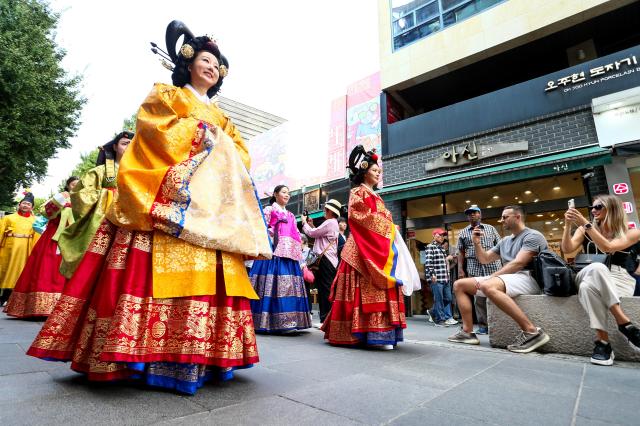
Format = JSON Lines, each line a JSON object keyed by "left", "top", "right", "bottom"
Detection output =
{"left": 444, "top": 318, "right": 458, "bottom": 326}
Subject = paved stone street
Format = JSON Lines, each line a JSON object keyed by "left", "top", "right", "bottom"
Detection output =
{"left": 1, "top": 311, "right": 639, "bottom": 425}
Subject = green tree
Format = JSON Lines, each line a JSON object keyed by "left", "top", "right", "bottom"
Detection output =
{"left": 57, "top": 149, "right": 99, "bottom": 191}
{"left": 60, "top": 110, "right": 136, "bottom": 190}
{"left": 0, "top": 0, "right": 84, "bottom": 210}
{"left": 122, "top": 112, "right": 137, "bottom": 134}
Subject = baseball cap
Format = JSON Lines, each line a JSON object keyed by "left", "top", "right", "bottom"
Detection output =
{"left": 432, "top": 228, "right": 446, "bottom": 236}
{"left": 464, "top": 204, "right": 481, "bottom": 215}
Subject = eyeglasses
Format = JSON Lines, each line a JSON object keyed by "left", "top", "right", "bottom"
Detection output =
{"left": 500, "top": 215, "right": 513, "bottom": 221}
{"left": 590, "top": 204, "right": 605, "bottom": 211}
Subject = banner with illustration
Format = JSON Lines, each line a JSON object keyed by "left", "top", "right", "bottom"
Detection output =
{"left": 345, "top": 73, "right": 382, "bottom": 187}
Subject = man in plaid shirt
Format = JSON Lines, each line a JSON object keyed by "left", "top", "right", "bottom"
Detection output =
{"left": 425, "top": 228, "right": 457, "bottom": 326}
{"left": 457, "top": 205, "right": 502, "bottom": 334}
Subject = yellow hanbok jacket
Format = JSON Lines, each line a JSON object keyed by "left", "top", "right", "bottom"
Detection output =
{"left": 107, "top": 83, "right": 271, "bottom": 299}
{"left": 0, "top": 213, "right": 39, "bottom": 290}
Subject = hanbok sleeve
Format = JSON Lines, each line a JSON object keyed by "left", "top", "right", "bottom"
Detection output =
{"left": 70, "top": 168, "right": 103, "bottom": 221}
{"left": 108, "top": 83, "right": 204, "bottom": 230}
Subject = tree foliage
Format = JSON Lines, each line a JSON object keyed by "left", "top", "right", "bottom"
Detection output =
{"left": 0, "top": 0, "right": 85, "bottom": 210}
{"left": 59, "top": 111, "right": 136, "bottom": 191}
{"left": 57, "top": 149, "right": 98, "bottom": 191}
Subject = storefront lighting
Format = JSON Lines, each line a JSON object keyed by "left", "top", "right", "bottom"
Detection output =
{"left": 550, "top": 213, "right": 555, "bottom": 217}
{"left": 492, "top": 195, "right": 499, "bottom": 199}
{"left": 545, "top": 221, "right": 552, "bottom": 224}
{"left": 536, "top": 214, "right": 543, "bottom": 217}
{"left": 524, "top": 190, "right": 532, "bottom": 195}
{"left": 534, "top": 199, "right": 539, "bottom": 202}
{"left": 514, "top": 196, "right": 519, "bottom": 200}
{"left": 465, "top": 200, "right": 470, "bottom": 203}
{"left": 487, "top": 205, "right": 492, "bottom": 208}
{"left": 552, "top": 228, "right": 559, "bottom": 231}
{"left": 518, "top": 200, "right": 523, "bottom": 204}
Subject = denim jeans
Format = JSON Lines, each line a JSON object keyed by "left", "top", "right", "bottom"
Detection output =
{"left": 430, "top": 281, "right": 452, "bottom": 323}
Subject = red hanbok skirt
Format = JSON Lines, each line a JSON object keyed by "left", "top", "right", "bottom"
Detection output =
{"left": 4, "top": 217, "right": 65, "bottom": 318}
{"left": 27, "top": 220, "right": 259, "bottom": 394}
{"left": 322, "top": 261, "right": 406, "bottom": 346}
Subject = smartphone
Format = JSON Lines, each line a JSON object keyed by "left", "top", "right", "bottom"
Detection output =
{"left": 568, "top": 199, "right": 575, "bottom": 209}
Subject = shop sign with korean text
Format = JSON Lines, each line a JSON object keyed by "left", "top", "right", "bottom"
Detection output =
{"left": 424, "top": 140, "right": 528, "bottom": 171}
{"left": 544, "top": 54, "right": 638, "bottom": 93}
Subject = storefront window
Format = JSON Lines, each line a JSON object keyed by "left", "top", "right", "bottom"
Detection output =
{"left": 446, "top": 173, "right": 585, "bottom": 214}
{"left": 407, "top": 194, "right": 442, "bottom": 217}
{"left": 406, "top": 173, "right": 587, "bottom": 263}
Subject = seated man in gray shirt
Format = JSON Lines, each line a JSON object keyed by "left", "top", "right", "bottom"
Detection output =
{"left": 448, "top": 205, "right": 550, "bottom": 353}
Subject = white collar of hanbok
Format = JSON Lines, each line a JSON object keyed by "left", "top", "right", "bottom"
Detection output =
{"left": 272, "top": 202, "right": 287, "bottom": 212}
{"left": 185, "top": 84, "right": 211, "bottom": 105}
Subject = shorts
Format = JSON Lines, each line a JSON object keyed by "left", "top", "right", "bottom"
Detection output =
{"left": 476, "top": 271, "right": 541, "bottom": 298}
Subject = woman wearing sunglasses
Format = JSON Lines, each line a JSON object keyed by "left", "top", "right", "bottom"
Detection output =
{"left": 563, "top": 194, "right": 640, "bottom": 366}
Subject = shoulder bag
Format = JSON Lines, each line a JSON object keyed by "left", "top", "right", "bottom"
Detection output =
{"left": 305, "top": 239, "right": 337, "bottom": 271}
{"left": 572, "top": 237, "right": 611, "bottom": 273}
{"left": 532, "top": 249, "right": 576, "bottom": 297}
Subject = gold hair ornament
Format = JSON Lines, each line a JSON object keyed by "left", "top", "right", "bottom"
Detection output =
{"left": 180, "top": 44, "right": 194, "bottom": 59}
{"left": 219, "top": 65, "right": 228, "bottom": 78}
{"left": 360, "top": 160, "right": 369, "bottom": 170}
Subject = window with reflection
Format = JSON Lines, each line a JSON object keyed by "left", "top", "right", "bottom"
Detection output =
{"left": 391, "top": 0, "right": 507, "bottom": 50}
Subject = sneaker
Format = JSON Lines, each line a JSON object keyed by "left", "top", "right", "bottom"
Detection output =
{"left": 590, "top": 340, "right": 614, "bottom": 366}
{"left": 448, "top": 329, "right": 480, "bottom": 345}
{"left": 426, "top": 310, "right": 434, "bottom": 323}
{"left": 474, "top": 326, "right": 489, "bottom": 335}
{"left": 434, "top": 321, "right": 447, "bottom": 327}
{"left": 618, "top": 323, "right": 640, "bottom": 350}
{"left": 507, "top": 327, "right": 550, "bottom": 353}
{"left": 444, "top": 318, "right": 458, "bottom": 326}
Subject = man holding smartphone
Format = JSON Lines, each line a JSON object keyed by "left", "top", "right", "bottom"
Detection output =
{"left": 449, "top": 205, "right": 551, "bottom": 353}
{"left": 457, "top": 205, "right": 502, "bottom": 334}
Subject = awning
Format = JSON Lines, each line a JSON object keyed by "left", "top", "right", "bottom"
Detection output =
{"left": 379, "top": 146, "right": 611, "bottom": 202}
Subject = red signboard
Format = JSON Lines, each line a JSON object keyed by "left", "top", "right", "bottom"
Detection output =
{"left": 629, "top": 222, "right": 637, "bottom": 229}
{"left": 613, "top": 183, "right": 629, "bottom": 194}
{"left": 623, "top": 202, "right": 634, "bottom": 213}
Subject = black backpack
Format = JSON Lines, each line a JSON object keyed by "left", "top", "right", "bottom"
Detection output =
{"left": 532, "top": 249, "right": 577, "bottom": 297}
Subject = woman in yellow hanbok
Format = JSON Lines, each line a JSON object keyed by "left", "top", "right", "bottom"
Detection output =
{"left": 28, "top": 21, "right": 271, "bottom": 395}
{"left": 0, "top": 192, "right": 39, "bottom": 305}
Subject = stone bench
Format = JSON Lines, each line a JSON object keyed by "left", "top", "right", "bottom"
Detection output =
{"left": 488, "top": 295, "right": 640, "bottom": 361}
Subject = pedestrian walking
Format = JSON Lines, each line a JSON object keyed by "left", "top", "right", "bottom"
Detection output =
{"left": 425, "top": 229, "right": 457, "bottom": 326}
{"left": 0, "top": 192, "right": 39, "bottom": 306}
{"left": 4, "top": 176, "right": 79, "bottom": 317}
{"left": 28, "top": 21, "right": 272, "bottom": 395}
{"left": 250, "top": 185, "right": 311, "bottom": 333}
{"left": 301, "top": 200, "right": 341, "bottom": 325}
{"left": 56, "top": 131, "right": 132, "bottom": 278}
{"left": 322, "top": 145, "right": 419, "bottom": 348}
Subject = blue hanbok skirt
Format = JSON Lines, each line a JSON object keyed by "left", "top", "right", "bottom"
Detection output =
{"left": 249, "top": 256, "right": 311, "bottom": 333}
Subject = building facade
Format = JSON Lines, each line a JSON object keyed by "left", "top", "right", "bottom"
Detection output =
{"left": 378, "top": 0, "right": 640, "bottom": 312}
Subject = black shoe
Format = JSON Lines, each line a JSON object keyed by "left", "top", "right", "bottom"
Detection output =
{"left": 619, "top": 323, "right": 640, "bottom": 350}
{"left": 590, "top": 341, "right": 614, "bottom": 366}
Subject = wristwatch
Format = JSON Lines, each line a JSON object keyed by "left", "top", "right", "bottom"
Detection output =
{"left": 582, "top": 223, "right": 593, "bottom": 231}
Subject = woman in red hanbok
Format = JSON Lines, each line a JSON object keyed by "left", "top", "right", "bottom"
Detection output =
{"left": 5, "top": 176, "right": 79, "bottom": 318}
{"left": 322, "top": 145, "right": 420, "bottom": 348}
{"left": 27, "top": 21, "right": 271, "bottom": 395}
